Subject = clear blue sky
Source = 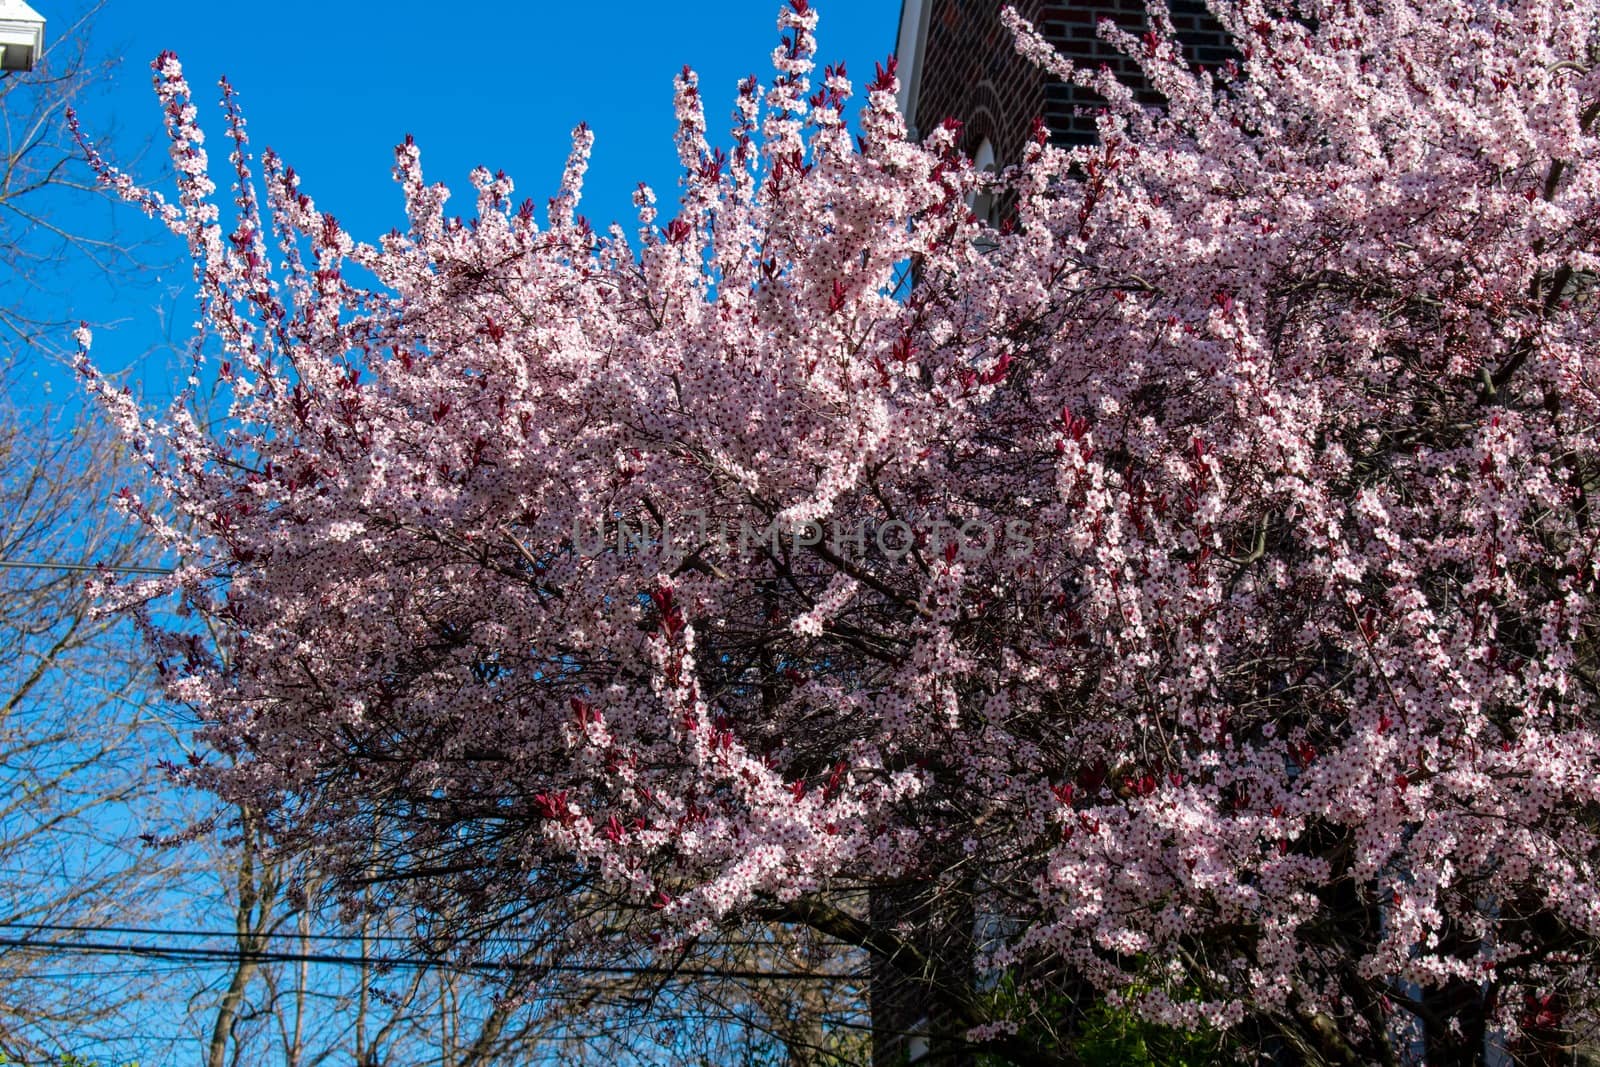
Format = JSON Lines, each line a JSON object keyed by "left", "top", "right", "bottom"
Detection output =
{"left": 46, "top": 0, "right": 901, "bottom": 401}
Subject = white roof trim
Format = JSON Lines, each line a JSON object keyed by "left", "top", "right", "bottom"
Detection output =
{"left": 894, "top": 0, "right": 933, "bottom": 139}
{"left": 0, "top": 0, "right": 45, "bottom": 73}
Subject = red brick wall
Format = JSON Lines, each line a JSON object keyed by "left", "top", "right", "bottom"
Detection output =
{"left": 909, "top": 0, "right": 1049, "bottom": 168}
{"left": 907, "top": 0, "right": 1234, "bottom": 153}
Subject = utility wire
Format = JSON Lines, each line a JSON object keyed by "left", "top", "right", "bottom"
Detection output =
{"left": 0, "top": 920, "right": 843, "bottom": 954}
{"left": 0, "top": 935, "right": 852, "bottom": 982}
{"left": 0, "top": 559, "right": 174, "bottom": 576}
{"left": 0, "top": 921, "right": 864, "bottom": 953}
{"left": 0, "top": 919, "right": 434, "bottom": 945}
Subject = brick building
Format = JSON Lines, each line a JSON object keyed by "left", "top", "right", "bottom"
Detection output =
{"left": 894, "top": 0, "right": 1233, "bottom": 158}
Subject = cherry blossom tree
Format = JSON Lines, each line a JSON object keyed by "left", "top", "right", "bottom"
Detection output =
{"left": 79, "top": 0, "right": 1600, "bottom": 1060}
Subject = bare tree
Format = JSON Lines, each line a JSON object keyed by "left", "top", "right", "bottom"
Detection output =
{"left": 179, "top": 809, "right": 872, "bottom": 1066}
{"left": 0, "top": 400, "right": 180, "bottom": 1064}
{"left": 188, "top": 821, "right": 565, "bottom": 1066}
{"left": 0, "top": 1, "right": 162, "bottom": 380}
{"left": 0, "top": 7, "right": 199, "bottom": 1058}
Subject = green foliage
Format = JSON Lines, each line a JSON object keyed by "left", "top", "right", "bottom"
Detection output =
{"left": 1069, "top": 1000, "right": 1222, "bottom": 1067}
{"left": 975, "top": 971, "right": 1230, "bottom": 1067}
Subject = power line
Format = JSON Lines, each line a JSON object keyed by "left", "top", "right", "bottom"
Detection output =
{"left": 0, "top": 935, "right": 852, "bottom": 982}
{"left": 0, "top": 920, "right": 840, "bottom": 954}
{"left": 0, "top": 919, "right": 432, "bottom": 945}
{"left": 0, "top": 559, "right": 174, "bottom": 576}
